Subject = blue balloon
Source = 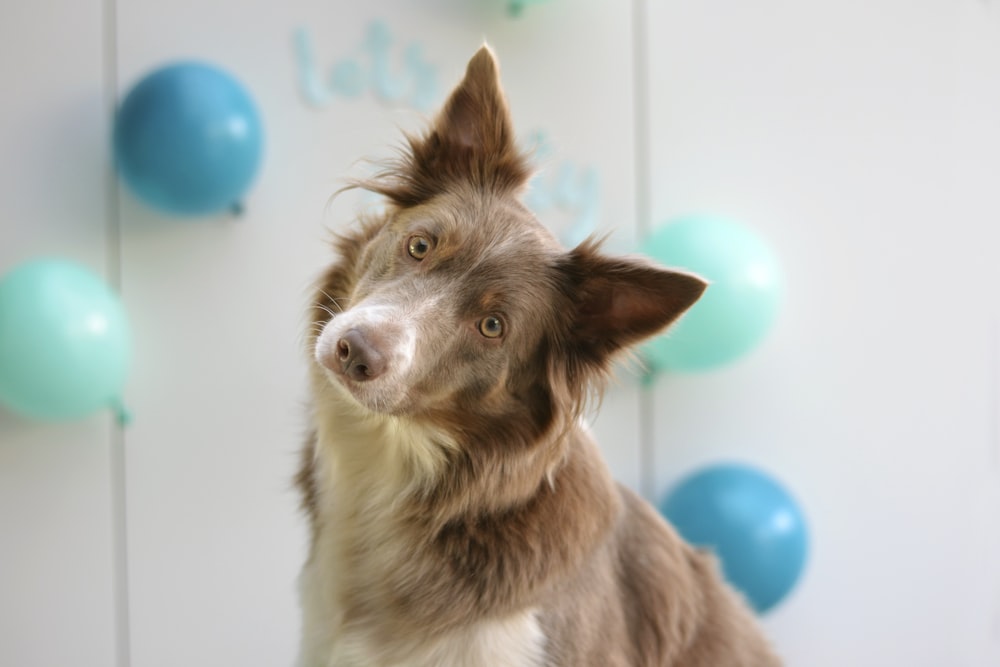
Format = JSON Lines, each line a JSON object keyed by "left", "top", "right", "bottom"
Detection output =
{"left": 660, "top": 463, "right": 808, "bottom": 613}
{"left": 114, "top": 62, "right": 264, "bottom": 216}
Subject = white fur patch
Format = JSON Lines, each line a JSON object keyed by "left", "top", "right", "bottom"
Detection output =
{"left": 335, "top": 611, "right": 546, "bottom": 667}
{"left": 298, "top": 573, "right": 547, "bottom": 667}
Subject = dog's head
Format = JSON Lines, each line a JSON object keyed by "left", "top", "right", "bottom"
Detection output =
{"left": 310, "top": 46, "right": 705, "bottom": 481}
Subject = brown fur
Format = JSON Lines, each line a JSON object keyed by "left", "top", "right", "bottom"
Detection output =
{"left": 297, "top": 45, "right": 781, "bottom": 666}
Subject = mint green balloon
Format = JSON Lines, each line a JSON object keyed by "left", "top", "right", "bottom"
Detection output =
{"left": 641, "top": 216, "right": 783, "bottom": 372}
{"left": 0, "top": 259, "right": 131, "bottom": 421}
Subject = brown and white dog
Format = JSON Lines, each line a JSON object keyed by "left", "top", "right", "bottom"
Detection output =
{"left": 297, "top": 46, "right": 781, "bottom": 667}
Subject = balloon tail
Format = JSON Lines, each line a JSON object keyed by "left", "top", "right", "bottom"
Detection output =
{"left": 230, "top": 201, "right": 245, "bottom": 217}
{"left": 636, "top": 353, "right": 658, "bottom": 387}
{"left": 111, "top": 399, "right": 133, "bottom": 427}
{"left": 508, "top": 2, "right": 524, "bottom": 17}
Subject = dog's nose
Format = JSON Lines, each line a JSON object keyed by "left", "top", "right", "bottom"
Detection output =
{"left": 335, "top": 329, "right": 386, "bottom": 382}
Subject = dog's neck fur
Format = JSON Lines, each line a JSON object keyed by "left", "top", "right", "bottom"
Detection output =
{"left": 307, "top": 364, "right": 582, "bottom": 518}
{"left": 306, "top": 348, "right": 620, "bottom": 546}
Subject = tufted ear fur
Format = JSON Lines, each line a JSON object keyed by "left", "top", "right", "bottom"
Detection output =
{"left": 363, "top": 45, "right": 532, "bottom": 206}
{"left": 562, "top": 239, "right": 708, "bottom": 363}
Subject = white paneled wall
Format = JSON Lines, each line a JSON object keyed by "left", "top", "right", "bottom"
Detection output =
{"left": 1, "top": 1, "right": 998, "bottom": 665}
{"left": 0, "top": 2, "right": 121, "bottom": 666}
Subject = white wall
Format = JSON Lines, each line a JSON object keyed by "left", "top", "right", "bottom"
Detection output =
{"left": 2, "top": 1, "right": 999, "bottom": 665}
{"left": 646, "top": 2, "right": 1000, "bottom": 664}
{"left": 0, "top": 2, "right": 121, "bottom": 665}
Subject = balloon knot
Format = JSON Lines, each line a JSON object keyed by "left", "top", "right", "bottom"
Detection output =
{"left": 111, "top": 400, "right": 133, "bottom": 427}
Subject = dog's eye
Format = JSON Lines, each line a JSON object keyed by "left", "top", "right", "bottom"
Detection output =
{"left": 407, "top": 235, "right": 431, "bottom": 260}
{"left": 478, "top": 316, "right": 504, "bottom": 339}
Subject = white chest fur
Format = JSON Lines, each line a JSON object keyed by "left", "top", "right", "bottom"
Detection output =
{"left": 298, "top": 558, "right": 547, "bottom": 667}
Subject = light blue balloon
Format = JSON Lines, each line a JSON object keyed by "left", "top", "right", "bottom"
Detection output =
{"left": 660, "top": 463, "right": 809, "bottom": 614}
{"left": 0, "top": 260, "right": 131, "bottom": 421}
{"left": 114, "top": 62, "right": 264, "bottom": 216}
{"left": 641, "top": 215, "right": 783, "bottom": 372}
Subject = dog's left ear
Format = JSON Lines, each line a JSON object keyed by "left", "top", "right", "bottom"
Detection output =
{"left": 563, "top": 241, "right": 708, "bottom": 360}
{"left": 369, "top": 45, "right": 532, "bottom": 206}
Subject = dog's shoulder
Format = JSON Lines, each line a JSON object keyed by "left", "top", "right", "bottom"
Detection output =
{"left": 611, "top": 486, "right": 783, "bottom": 666}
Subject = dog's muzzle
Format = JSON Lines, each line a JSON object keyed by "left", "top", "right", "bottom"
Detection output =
{"left": 314, "top": 301, "right": 423, "bottom": 412}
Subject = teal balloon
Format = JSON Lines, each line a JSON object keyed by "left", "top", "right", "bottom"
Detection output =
{"left": 0, "top": 260, "right": 131, "bottom": 421}
{"left": 114, "top": 62, "right": 264, "bottom": 216}
{"left": 641, "top": 216, "right": 782, "bottom": 372}
{"left": 660, "top": 463, "right": 809, "bottom": 614}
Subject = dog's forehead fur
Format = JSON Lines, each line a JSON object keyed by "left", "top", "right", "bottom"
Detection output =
{"left": 392, "top": 187, "right": 561, "bottom": 259}
{"left": 388, "top": 189, "right": 563, "bottom": 310}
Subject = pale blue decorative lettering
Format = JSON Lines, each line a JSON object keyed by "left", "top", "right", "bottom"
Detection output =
{"left": 294, "top": 27, "right": 331, "bottom": 106}
{"left": 294, "top": 20, "right": 439, "bottom": 111}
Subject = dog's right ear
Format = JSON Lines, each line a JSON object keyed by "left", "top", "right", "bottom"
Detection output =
{"left": 364, "top": 45, "right": 532, "bottom": 206}
{"left": 561, "top": 240, "right": 708, "bottom": 364}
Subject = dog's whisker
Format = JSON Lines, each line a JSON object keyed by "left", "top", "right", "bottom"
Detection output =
{"left": 316, "top": 304, "right": 338, "bottom": 319}
{"left": 318, "top": 289, "right": 346, "bottom": 314}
